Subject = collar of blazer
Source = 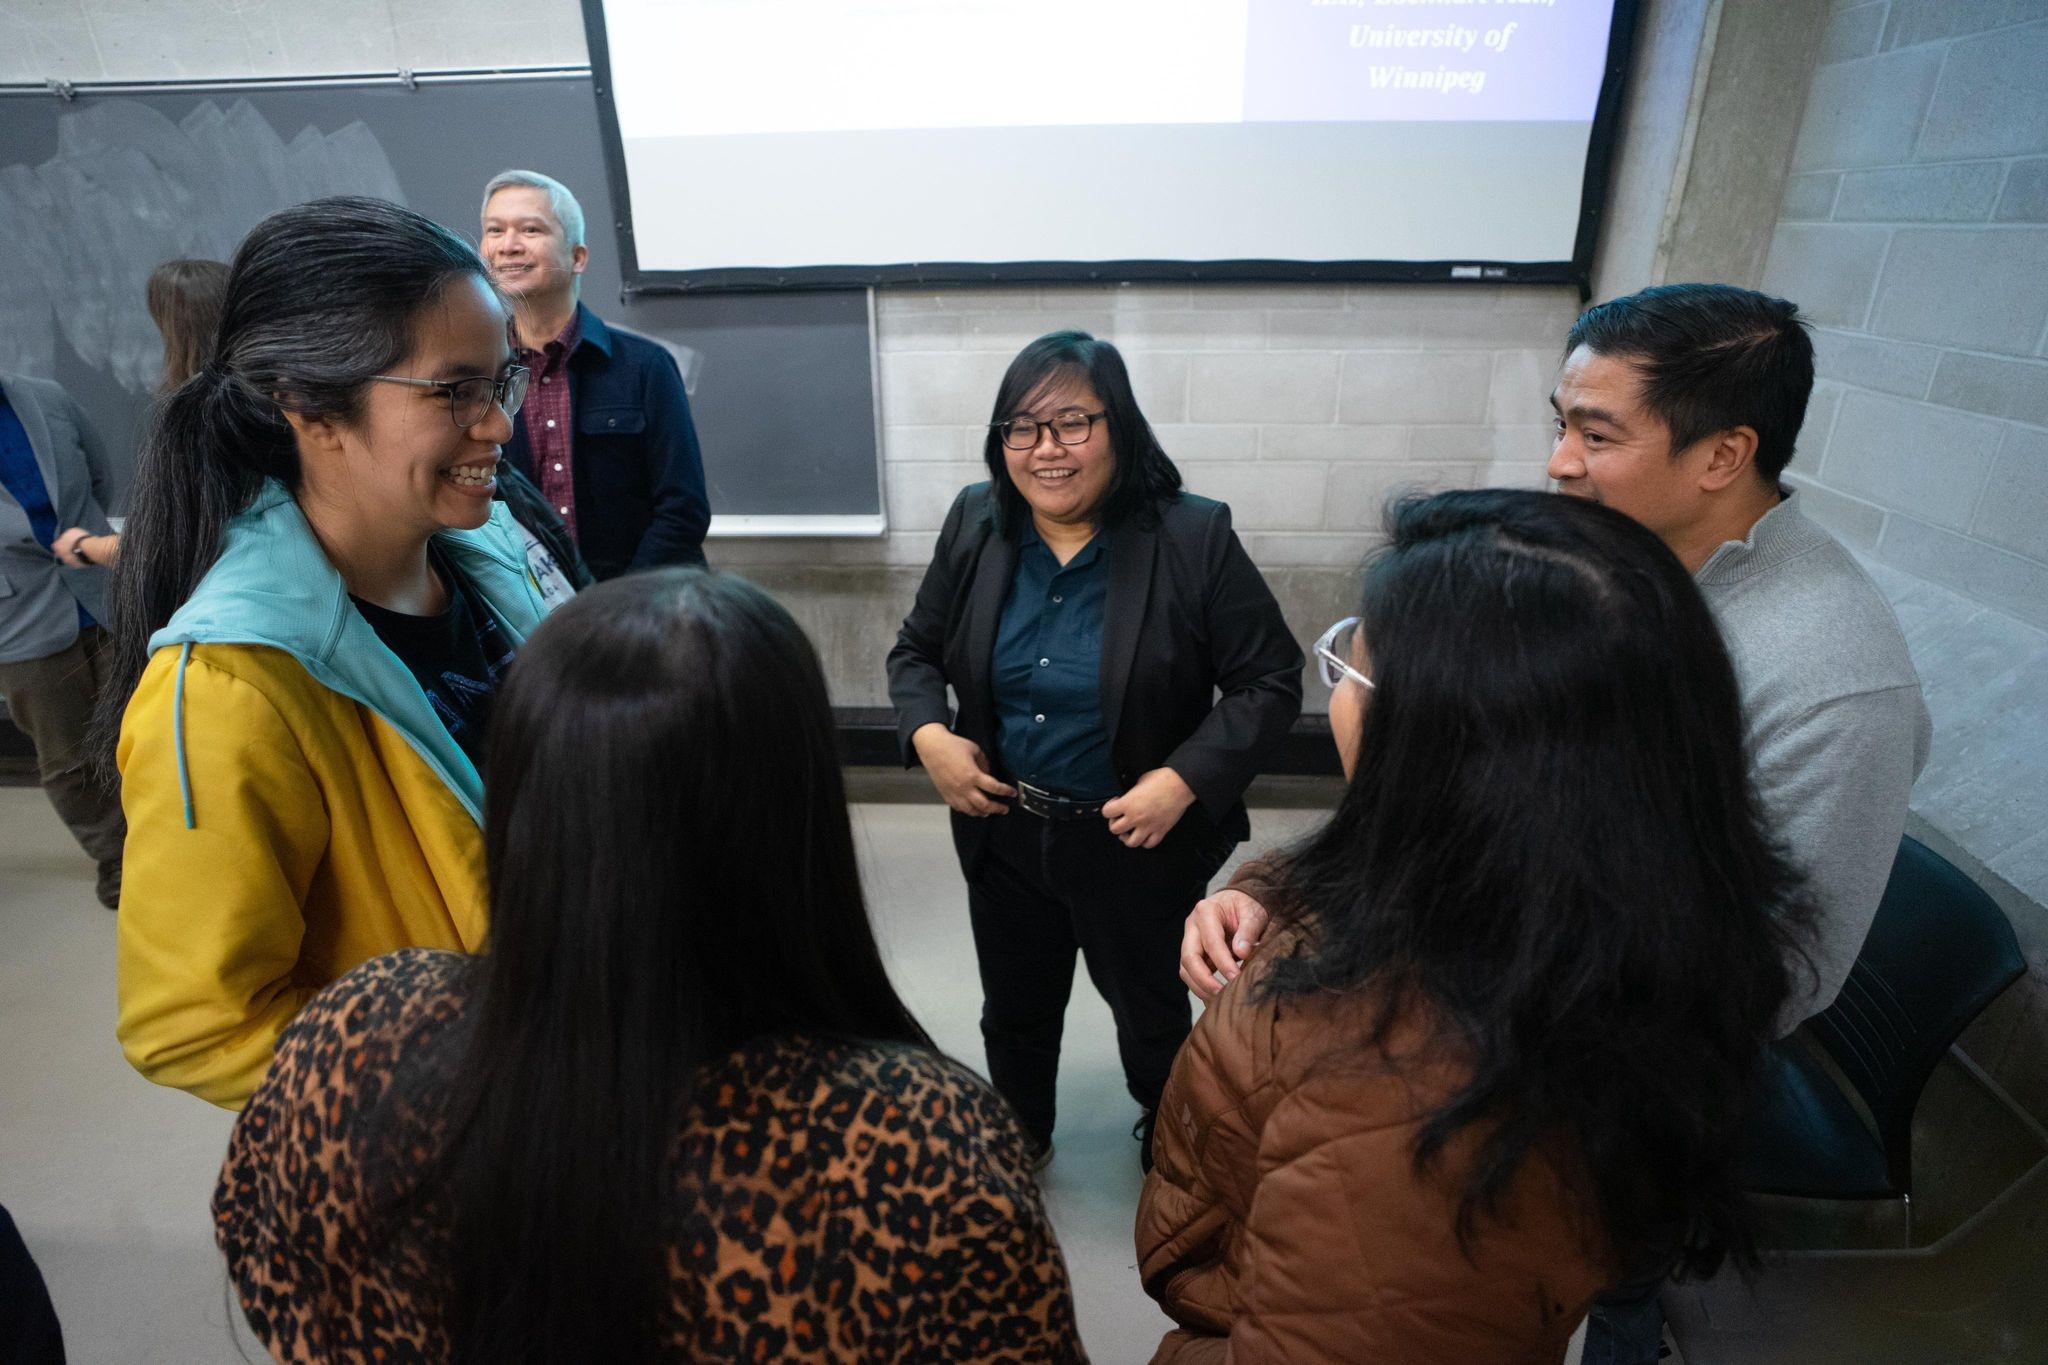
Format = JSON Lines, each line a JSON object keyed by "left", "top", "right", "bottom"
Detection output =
{"left": 961, "top": 507, "right": 1159, "bottom": 753}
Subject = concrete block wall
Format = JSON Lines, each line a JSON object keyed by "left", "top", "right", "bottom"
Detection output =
{"left": 1760, "top": 1, "right": 2048, "bottom": 631}
{"left": 706, "top": 283, "right": 1581, "bottom": 713}
{"left": 1757, "top": 0, "right": 2048, "bottom": 1124}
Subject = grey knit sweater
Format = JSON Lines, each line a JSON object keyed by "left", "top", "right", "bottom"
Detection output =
{"left": 1696, "top": 494, "right": 1930, "bottom": 1033}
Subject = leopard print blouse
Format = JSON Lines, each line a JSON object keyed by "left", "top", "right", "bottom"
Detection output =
{"left": 215, "top": 949, "right": 1087, "bottom": 1363}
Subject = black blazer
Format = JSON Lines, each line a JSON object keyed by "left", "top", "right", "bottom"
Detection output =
{"left": 888, "top": 483, "right": 1303, "bottom": 867}
{"left": 501, "top": 305, "right": 710, "bottom": 580}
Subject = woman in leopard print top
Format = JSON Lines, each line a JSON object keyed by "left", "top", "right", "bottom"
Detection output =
{"left": 213, "top": 570, "right": 1086, "bottom": 1363}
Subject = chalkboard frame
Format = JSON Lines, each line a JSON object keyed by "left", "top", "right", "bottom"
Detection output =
{"left": 581, "top": 0, "right": 1640, "bottom": 302}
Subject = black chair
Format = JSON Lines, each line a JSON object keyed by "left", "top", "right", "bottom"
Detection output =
{"left": 1744, "top": 835, "right": 2026, "bottom": 1242}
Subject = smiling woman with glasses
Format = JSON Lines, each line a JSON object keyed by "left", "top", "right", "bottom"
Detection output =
{"left": 94, "top": 197, "right": 558, "bottom": 1109}
{"left": 889, "top": 329, "right": 1303, "bottom": 1175}
{"left": 368, "top": 362, "right": 592, "bottom": 609}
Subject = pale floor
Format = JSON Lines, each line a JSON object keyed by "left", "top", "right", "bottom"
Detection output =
{"left": 1, "top": 787, "right": 1592, "bottom": 1363}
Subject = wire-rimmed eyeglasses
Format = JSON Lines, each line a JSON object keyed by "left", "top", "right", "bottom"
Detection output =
{"left": 370, "top": 364, "right": 531, "bottom": 429}
{"left": 1314, "top": 617, "right": 1374, "bottom": 691}
{"left": 989, "top": 410, "right": 1106, "bottom": 451}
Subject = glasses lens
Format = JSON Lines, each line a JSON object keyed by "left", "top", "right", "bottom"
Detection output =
{"left": 449, "top": 378, "right": 490, "bottom": 428}
{"left": 1001, "top": 418, "right": 1038, "bottom": 450}
{"left": 1051, "top": 413, "right": 1092, "bottom": 444}
{"left": 500, "top": 367, "right": 530, "bottom": 420}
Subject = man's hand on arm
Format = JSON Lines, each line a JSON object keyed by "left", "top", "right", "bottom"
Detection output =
{"left": 1179, "top": 889, "right": 1271, "bottom": 1003}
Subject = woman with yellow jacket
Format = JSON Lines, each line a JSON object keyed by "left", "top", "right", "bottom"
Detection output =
{"left": 94, "top": 198, "right": 547, "bottom": 1108}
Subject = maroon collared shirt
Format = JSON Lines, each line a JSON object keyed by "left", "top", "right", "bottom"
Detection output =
{"left": 514, "top": 311, "right": 581, "bottom": 543}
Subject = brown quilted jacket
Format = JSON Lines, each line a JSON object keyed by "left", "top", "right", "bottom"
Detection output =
{"left": 1134, "top": 860, "right": 1610, "bottom": 1364}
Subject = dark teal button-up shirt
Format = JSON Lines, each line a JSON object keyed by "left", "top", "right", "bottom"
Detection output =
{"left": 991, "top": 524, "right": 1121, "bottom": 799}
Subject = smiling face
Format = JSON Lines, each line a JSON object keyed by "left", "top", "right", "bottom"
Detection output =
{"left": 1547, "top": 345, "right": 1714, "bottom": 549}
{"left": 295, "top": 272, "right": 515, "bottom": 541}
{"left": 1001, "top": 376, "right": 1116, "bottom": 533}
{"left": 481, "top": 185, "right": 586, "bottom": 305}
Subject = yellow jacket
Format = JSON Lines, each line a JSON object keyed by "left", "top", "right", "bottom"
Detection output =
{"left": 115, "top": 485, "right": 545, "bottom": 1108}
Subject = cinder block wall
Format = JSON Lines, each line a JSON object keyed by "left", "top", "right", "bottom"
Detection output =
{"left": 1760, "top": 3, "right": 2048, "bottom": 627}
{"left": 706, "top": 283, "right": 1581, "bottom": 713}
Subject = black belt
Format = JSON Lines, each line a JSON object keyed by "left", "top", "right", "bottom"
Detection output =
{"left": 1013, "top": 781, "right": 1109, "bottom": 822}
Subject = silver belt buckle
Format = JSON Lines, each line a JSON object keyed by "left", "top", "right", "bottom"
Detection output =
{"left": 1016, "top": 781, "right": 1054, "bottom": 818}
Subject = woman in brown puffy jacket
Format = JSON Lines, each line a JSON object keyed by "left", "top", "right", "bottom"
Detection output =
{"left": 1136, "top": 490, "right": 1813, "bottom": 1364}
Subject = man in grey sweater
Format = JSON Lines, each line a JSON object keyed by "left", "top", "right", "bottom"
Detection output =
{"left": 1546, "top": 283, "right": 1930, "bottom": 1032}
{"left": 1548, "top": 286, "right": 1928, "bottom": 1365}
{"left": 1183, "top": 284, "right": 1928, "bottom": 1034}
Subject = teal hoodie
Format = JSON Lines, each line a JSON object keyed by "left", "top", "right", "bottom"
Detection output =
{"left": 149, "top": 481, "right": 549, "bottom": 829}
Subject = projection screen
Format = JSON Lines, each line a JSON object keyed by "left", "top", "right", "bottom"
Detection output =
{"left": 582, "top": 0, "right": 1638, "bottom": 292}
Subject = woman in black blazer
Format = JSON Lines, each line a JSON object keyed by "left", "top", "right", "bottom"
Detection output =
{"left": 888, "top": 331, "right": 1302, "bottom": 1172}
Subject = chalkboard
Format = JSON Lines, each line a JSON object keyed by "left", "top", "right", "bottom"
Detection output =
{"left": 0, "top": 74, "right": 884, "bottom": 531}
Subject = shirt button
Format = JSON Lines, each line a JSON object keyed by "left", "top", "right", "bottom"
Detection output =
{"left": 540, "top": 376, "right": 549, "bottom": 384}
{"left": 1051, "top": 593, "right": 1063, "bottom": 603}
{"left": 553, "top": 462, "right": 563, "bottom": 472}
{"left": 1034, "top": 713, "right": 1046, "bottom": 724}
{"left": 1038, "top": 657, "right": 1049, "bottom": 667}
{"left": 558, "top": 506, "right": 570, "bottom": 515}
{"left": 545, "top": 419, "right": 557, "bottom": 429}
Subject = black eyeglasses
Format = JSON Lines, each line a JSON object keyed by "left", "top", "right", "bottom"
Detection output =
{"left": 371, "top": 364, "right": 531, "bottom": 429}
{"left": 990, "top": 410, "right": 1106, "bottom": 451}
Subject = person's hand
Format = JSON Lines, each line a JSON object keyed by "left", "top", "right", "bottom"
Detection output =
{"left": 912, "top": 723, "right": 1016, "bottom": 817}
{"left": 1103, "top": 767, "right": 1196, "bottom": 849}
{"left": 52, "top": 527, "right": 93, "bottom": 567}
{"left": 51, "top": 528, "right": 117, "bottom": 568}
{"left": 1179, "top": 889, "right": 1271, "bottom": 1002}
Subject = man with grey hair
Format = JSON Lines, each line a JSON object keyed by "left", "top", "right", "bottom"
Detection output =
{"left": 481, "top": 170, "right": 709, "bottom": 575}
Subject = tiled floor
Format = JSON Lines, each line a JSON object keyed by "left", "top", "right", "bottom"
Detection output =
{"left": 2, "top": 783, "right": 1352, "bottom": 1363}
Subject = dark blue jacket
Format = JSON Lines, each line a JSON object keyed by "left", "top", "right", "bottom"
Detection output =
{"left": 501, "top": 304, "right": 709, "bottom": 579}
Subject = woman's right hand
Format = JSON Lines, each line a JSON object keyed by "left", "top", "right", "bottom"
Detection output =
{"left": 912, "top": 723, "right": 1017, "bottom": 817}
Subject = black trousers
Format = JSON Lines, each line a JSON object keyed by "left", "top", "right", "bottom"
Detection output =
{"left": 963, "top": 807, "right": 1234, "bottom": 1145}
{"left": 0, "top": 1204, "right": 65, "bottom": 1365}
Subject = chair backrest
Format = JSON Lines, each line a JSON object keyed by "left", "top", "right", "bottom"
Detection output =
{"left": 1807, "top": 836, "right": 2025, "bottom": 1192}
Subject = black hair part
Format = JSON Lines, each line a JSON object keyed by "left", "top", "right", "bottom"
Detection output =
{"left": 388, "top": 570, "right": 930, "bottom": 1363}
{"left": 1266, "top": 488, "right": 1813, "bottom": 1284}
{"left": 981, "top": 330, "right": 1182, "bottom": 536}
{"left": 93, "top": 196, "right": 490, "bottom": 771}
{"left": 1565, "top": 283, "right": 1815, "bottom": 483}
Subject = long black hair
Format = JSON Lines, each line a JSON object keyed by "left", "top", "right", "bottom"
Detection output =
{"left": 1266, "top": 488, "right": 1812, "bottom": 1283}
{"left": 982, "top": 330, "right": 1182, "bottom": 536}
{"left": 399, "top": 569, "right": 929, "bottom": 1363}
{"left": 92, "top": 197, "right": 490, "bottom": 769}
